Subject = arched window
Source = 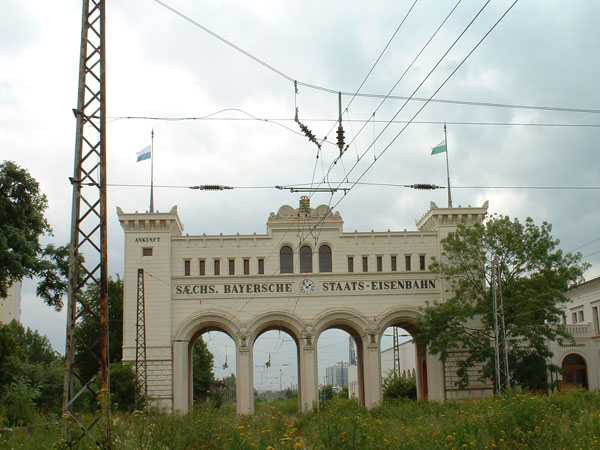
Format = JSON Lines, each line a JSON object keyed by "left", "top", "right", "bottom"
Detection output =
{"left": 561, "top": 353, "right": 588, "bottom": 390}
{"left": 319, "top": 244, "right": 332, "bottom": 272}
{"left": 280, "top": 246, "right": 293, "bottom": 273}
{"left": 300, "top": 245, "right": 312, "bottom": 273}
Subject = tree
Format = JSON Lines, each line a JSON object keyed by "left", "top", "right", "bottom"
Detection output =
{"left": 192, "top": 337, "right": 214, "bottom": 402}
{"left": 416, "top": 215, "right": 589, "bottom": 390}
{"left": 0, "top": 160, "right": 69, "bottom": 310}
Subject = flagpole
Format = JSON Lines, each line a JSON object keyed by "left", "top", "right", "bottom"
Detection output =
{"left": 444, "top": 123, "right": 453, "bottom": 207}
{"left": 150, "top": 129, "right": 154, "bottom": 213}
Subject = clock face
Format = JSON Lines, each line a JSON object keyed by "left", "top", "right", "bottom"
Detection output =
{"left": 299, "top": 279, "right": 315, "bottom": 294}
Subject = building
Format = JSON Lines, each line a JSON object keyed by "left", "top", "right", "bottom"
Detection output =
{"left": 325, "top": 361, "right": 348, "bottom": 387}
{"left": 549, "top": 276, "right": 600, "bottom": 391}
{"left": 118, "top": 198, "right": 491, "bottom": 413}
{"left": 0, "top": 281, "right": 21, "bottom": 324}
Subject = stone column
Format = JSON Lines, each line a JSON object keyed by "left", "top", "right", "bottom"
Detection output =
{"left": 362, "top": 331, "right": 382, "bottom": 407}
{"left": 172, "top": 339, "right": 189, "bottom": 413}
{"left": 298, "top": 332, "right": 319, "bottom": 410}
{"left": 236, "top": 338, "right": 254, "bottom": 414}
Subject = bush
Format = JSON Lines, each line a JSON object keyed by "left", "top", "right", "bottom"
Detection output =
{"left": 383, "top": 374, "right": 417, "bottom": 400}
{"left": 2, "top": 377, "right": 39, "bottom": 426}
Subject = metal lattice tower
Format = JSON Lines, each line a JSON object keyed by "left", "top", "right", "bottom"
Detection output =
{"left": 393, "top": 326, "right": 400, "bottom": 378}
{"left": 63, "top": 0, "right": 110, "bottom": 445}
{"left": 135, "top": 268, "right": 148, "bottom": 407}
{"left": 492, "top": 260, "right": 510, "bottom": 394}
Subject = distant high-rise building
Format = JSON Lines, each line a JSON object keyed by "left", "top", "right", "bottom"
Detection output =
{"left": 325, "top": 361, "right": 348, "bottom": 386}
{"left": 0, "top": 281, "right": 22, "bottom": 324}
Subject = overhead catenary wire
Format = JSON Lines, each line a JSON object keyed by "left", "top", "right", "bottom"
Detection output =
{"left": 150, "top": 0, "right": 600, "bottom": 116}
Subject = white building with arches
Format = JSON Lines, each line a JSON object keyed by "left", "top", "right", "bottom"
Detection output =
{"left": 549, "top": 276, "right": 600, "bottom": 392}
{"left": 118, "top": 198, "right": 491, "bottom": 413}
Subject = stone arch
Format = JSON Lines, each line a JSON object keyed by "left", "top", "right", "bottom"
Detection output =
{"left": 247, "top": 311, "right": 305, "bottom": 345}
{"left": 173, "top": 311, "right": 242, "bottom": 414}
{"left": 247, "top": 311, "right": 305, "bottom": 409}
{"left": 376, "top": 306, "right": 429, "bottom": 400}
{"left": 312, "top": 309, "right": 372, "bottom": 406}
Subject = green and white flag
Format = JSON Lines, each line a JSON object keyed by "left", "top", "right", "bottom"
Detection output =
{"left": 431, "top": 139, "right": 447, "bottom": 155}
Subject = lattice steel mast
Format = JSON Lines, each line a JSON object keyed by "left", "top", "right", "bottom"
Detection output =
{"left": 63, "top": 0, "right": 110, "bottom": 445}
{"left": 135, "top": 268, "right": 148, "bottom": 408}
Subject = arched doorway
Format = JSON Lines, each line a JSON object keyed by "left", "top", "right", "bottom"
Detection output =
{"left": 317, "top": 326, "right": 366, "bottom": 406}
{"left": 380, "top": 325, "right": 419, "bottom": 400}
{"left": 188, "top": 328, "right": 237, "bottom": 408}
{"left": 560, "top": 353, "right": 588, "bottom": 391}
{"left": 378, "top": 311, "right": 430, "bottom": 401}
{"left": 253, "top": 329, "right": 299, "bottom": 408}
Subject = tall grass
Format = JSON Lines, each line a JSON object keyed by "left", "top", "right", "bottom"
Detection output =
{"left": 2, "top": 390, "right": 599, "bottom": 449}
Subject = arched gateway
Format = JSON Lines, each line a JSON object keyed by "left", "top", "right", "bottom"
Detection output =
{"left": 118, "top": 199, "right": 490, "bottom": 413}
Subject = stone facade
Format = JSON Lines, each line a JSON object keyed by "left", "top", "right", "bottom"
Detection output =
{"left": 0, "top": 281, "right": 21, "bottom": 324}
{"left": 118, "top": 199, "right": 490, "bottom": 413}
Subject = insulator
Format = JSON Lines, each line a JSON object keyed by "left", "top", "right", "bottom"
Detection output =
{"left": 409, "top": 183, "right": 440, "bottom": 190}
{"left": 202, "top": 185, "right": 223, "bottom": 190}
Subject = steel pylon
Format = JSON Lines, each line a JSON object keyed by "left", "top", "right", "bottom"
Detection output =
{"left": 135, "top": 268, "right": 148, "bottom": 409}
{"left": 62, "top": 0, "right": 110, "bottom": 446}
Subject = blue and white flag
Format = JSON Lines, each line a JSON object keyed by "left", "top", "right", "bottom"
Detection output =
{"left": 136, "top": 145, "right": 151, "bottom": 162}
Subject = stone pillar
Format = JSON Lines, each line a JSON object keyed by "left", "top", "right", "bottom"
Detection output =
{"left": 236, "top": 340, "right": 254, "bottom": 414}
{"left": 426, "top": 351, "right": 445, "bottom": 401}
{"left": 362, "top": 332, "right": 382, "bottom": 407}
{"left": 172, "top": 339, "right": 189, "bottom": 413}
{"left": 298, "top": 336, "right": 319, "bottom": 410}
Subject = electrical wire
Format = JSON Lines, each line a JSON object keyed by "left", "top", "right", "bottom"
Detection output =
{"left": 106, "top": 182, "right": 600, "bottom": 191}
{"left": 107, "top": 113, "right": 600, "bottom": 128}
{"left": 150, "top": 0, "right": 600, "bottom": 116}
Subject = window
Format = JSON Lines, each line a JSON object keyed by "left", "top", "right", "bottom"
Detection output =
{"left": 362, "top": 256, "right": 368, "bottom": 272}
{"left": 347, "top": 256, "right": 354, "bottom": 273}
{"left": 592, "top": 306, "right": 599, "bottom": 335}
{"left": 578, "top": 310, "right": 584, "bottom": 322}
{"left": 243, "top": 258, "right": 250, "bottom": 275}
{"left": 258, "top": 258, "right": 265, "bottom": 275}
{"left": 199, "top": 259, "right": 206, "bottom": 276}
{"left": 280, "top": 246, "right": 293, "bottom": 273}
{"left": 391, "top": 255, "right": 397, "bottom": 272}
{"left": 228, "top": 259, "right": 235, "bottom": 275}
{"left": 184, "top": 259, "right": 191, "bottom": 276}
{"left": 572, "top": 312, "right": 577, "bottom": 323}
{"left": 142, "top": 247, "right": 153, "bottom": 256}
{"left": 405, "top": 255, "right": 412, "bottom": 271}
{"left": 376, "top": 256, "right": 383, "bottom": 272}
{"left": 420, "top": 255, "right": 426, "bottom": 271}
{"left": 214, "top": 259, "right": 220, "bottom": 276}
{"left": 300, "top": 245, "right": 313, "bottom": 273}
{"left": 319, "top": 244, "right": 332, "bottom": 273}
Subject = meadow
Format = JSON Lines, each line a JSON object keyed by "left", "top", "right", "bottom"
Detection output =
{"left": 2, "top": 390, "right": 600, "bottom": 449}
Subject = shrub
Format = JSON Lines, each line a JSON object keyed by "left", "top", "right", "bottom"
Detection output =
{"left": 2, "top": 377, "right": 39, "bottom": 426}
{"left": 383, "top": 374, "right": 417, "bottom": 400}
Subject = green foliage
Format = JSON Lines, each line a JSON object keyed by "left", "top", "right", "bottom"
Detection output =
{"left": 416, "top": 214, "right": 589, "bottom": 389}
{"left": 0, "top": 160, "right": 69, "bottom": 310}
{"left": 192, "top": 337, "right": 214, "bottom": 402}
{"left": 0, "top": 321, "right": 62, "bottom": 417}
{"left": 4, "top": 391, "right": 600, "bottom": 449}
{"left": 2, "top": 376, "right": 40, "bottom": 426}
{"left": 109, "top": 363, "right": 140, "bottom": 412}
{"left": 382, "top": 373, "right": 417, "bottom": 400}
{"left": 75, "top": 276, "right": 124, "bottom": 383}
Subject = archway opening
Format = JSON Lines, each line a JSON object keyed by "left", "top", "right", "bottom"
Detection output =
{"left": 189, "top": 329, "right": 236, "bottom": 408}
{"left": 380, "top": 325, "right": 417, "bottom": 400}
{"left": 253, "top": 329, "right": 299, "bottom": 410}
{"left": 560, "top": 353, "right": 588, "bottom": 391}
{"left": 317, "top": 327, "right": 363, "bottom": 405}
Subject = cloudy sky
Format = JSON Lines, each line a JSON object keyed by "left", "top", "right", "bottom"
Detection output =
{"left": 2, "top": 0, "right": 600, "bottom": 389}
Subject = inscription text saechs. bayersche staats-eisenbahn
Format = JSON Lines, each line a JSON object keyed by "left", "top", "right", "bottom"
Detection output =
{"left": 174, "top": 279, "right": 436, "bottom": 295}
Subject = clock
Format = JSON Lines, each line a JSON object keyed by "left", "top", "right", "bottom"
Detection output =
{"left": 299, "top": 279, "right": 315, "bottom": 294}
